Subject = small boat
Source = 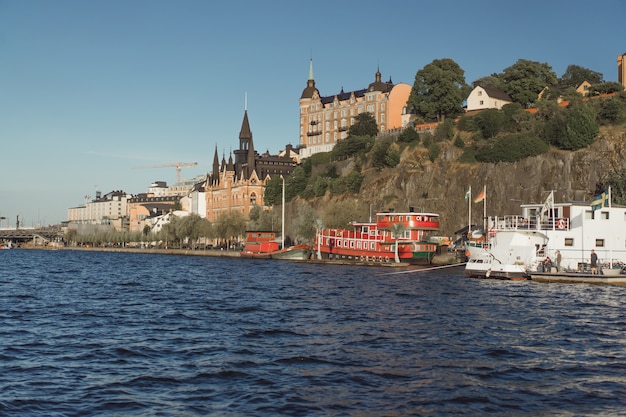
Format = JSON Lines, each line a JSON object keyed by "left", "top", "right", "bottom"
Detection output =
{"left": 0, "top": 241, "right": 13, "bottom": 250}
{"left": 464, "top": 227, "right": 548, "bottom": 280}
{"left": 314, "top": 212, "right": 439, "bottom": 264}
{"left": 240, "top": 231, "right": 311, "bottom": 260}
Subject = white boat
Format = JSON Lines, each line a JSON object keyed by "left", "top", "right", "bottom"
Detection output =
{"left": 517, "top": 198, "right": 626, "bottom": 273}
{"left": 465, "top": 195, "right": 626, "bottom": 278}
{"left": 464, "top": 227, "right": 548, "bottom": 280}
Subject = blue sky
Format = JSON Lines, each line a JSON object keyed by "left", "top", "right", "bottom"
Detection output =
{"left": 2, "top": 0, "right": 626, "bottom": 226}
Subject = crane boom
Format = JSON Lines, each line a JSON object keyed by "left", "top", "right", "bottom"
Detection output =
{"left": 134, "top": 162, "right": 198, "bottom": 183}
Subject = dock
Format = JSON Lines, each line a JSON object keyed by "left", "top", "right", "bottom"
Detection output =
{"left": 529, "top": 272, "right": 626, "bottom": 285}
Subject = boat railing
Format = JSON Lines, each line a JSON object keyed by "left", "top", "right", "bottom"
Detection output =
{"left": 488, "top": 216, "right": 570, "bottom": 231}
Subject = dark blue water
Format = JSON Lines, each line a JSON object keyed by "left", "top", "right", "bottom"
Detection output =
{"left": 1, "top": 250, "right": 625, "bottom": 416}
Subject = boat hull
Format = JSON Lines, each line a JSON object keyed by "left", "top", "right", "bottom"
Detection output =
{"left": 240, "top": 244, "right": 311, "bottom": 261}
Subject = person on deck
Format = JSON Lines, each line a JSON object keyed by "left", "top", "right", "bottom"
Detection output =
{"left": 590, "top": 249, "right": 598, "bottom": 274}
{"left": 555, "top": 250, "right": 562, "bottom": 272}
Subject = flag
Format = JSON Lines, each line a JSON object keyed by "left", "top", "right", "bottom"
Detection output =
{"left": 541, "top": 191, "right": 553, "bottom": 219}
{"left": 465, "top": 186, "right": 471, "bottom": 202}
{"left": 591, "top": 189, "right": 609, "bottom": 211}
{"left": 474, "top": 189, "right": 485, "bottom": 203}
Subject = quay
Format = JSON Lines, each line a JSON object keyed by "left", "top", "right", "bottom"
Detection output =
{"left": 529, "top": 272, "right": 626, "bottom": 285}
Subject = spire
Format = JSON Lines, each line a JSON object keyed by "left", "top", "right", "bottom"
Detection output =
{"left": 212, "top": 145, "right": 220, "bottom": 180}
{"left": 301, "top": 58, "right": 318, "bottom": 99}
{"left": 239, "top": 110, "right": 252, "bottom": 142}
{"left": 308, "top": 58, "right": 314, "bottom": 81}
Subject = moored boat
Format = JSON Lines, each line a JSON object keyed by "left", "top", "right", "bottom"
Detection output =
{"left": 464, "top": 227, "right": 548, "bottom": 280}
{"left": 314, "top": 212, "right": 439, "bottom": 264}
{"left": 240, "top": 231, "right": 311, "bottom": 260}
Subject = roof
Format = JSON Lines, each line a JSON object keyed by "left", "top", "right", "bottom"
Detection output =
{"left": 480, "top": 85, "right": 512, "bottom": 102}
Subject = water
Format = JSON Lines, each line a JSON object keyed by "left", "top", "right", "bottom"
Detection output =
{"left": 1, "top": 250, "right": 625, "bottom": 416}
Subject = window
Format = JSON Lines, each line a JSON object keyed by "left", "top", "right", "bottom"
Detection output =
{"left": 596, "top": 239, "right": 605, "bottom": 247}
{"left": 585, "top": 210, "right": 595, "bottom": 220}
{"left": 479, "top": 100, "right": 484, "bottom": 105}
{"left": 601, "top": 211, "right": 609, "bottom": 220}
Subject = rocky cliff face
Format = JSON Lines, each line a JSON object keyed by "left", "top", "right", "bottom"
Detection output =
{"left": 356, "top": 128, "right": 626, "bottom": 236}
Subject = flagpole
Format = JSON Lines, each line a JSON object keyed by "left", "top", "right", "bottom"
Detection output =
{"left": 468, "top": 185, "right": 471, "bottom": 235}
{"left": 482, "top": 185, "right": 487, "bottom": 233}
{"left": 549, "top": 190, "right": 556, "bottom": 230}
{"left": 609, "top": 186, "right": 612, "bottom": 268}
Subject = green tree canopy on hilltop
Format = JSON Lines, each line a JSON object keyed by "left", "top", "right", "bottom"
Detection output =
{"left": 500, "top": 59, "right": 558, "bottom": 107}
{"left": 407, "top": 58, "right": 470, "bottom": 122}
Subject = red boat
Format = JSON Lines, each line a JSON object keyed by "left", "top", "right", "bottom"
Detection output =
{"left": 240, "top": 231, "right": 311, "bottom": 260}
{"left": 314, "top": 212, "right": 439, "bottom": 264}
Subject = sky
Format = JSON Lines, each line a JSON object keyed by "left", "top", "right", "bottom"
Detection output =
{"left": 2, "top": 0, "right": 626, "bottom": 227}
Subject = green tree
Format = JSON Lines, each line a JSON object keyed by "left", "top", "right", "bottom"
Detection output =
{"left": 472, "top": 74, "right": 503, "bottom": 90}
{"left": 598, "top": 97, "right": 626, "bottom": 125}
{"left": 263, "top": 176, "right": 282, "bottom": 206}
{"left": 331, "top": 135, "right": 374, "bottom": 160}
{"left": 214, "top": 211, "right": 246, "bottom": 242}
{"left": 589, "top": 82, "right": 625, "bottom": 96}
{"left": 557, "top": 105, "right": 598, "bottom": 150}
{"left": 348, "top": 112, "right": 378, "bottom": 137}
{"left": 290, "top": 202, "right": 317, "bottom": 243}
{"left": 500, "top": 59, "right": 558, "bottom": 107}
{"left": 370, "top": 137, "right": 394, "bottom": 169}
{"left": 434, "top": 119, "right": 455, "bottom": 141}
{"left": 286, "top": 167, "right": 309, "bottom": 201}
{"left": 559, "top": 65, "right": 603, "bottom": 89}
{"left": 397, "top": 126, "right": 420, "bottom": 143}
{"left": 428, "top": 143, "right": 440, "bottom": 162}
{"left": 474, "top": 108, "right": 506, "bottom": 139}
{"left": 475, "top": 133, "right": 549, "bottom": 163}
{"left": 407, "top": 58, "right": 470, "bottom": 122}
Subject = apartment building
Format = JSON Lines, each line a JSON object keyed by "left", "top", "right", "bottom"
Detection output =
{"left": 298, "top": 60, "right": 411, "bottom": 159}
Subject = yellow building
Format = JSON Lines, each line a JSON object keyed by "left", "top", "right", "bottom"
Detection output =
{"left": 298, "top": 60, "right": 411, "bottom": 159}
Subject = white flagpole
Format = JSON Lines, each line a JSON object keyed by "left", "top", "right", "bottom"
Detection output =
{"left": 609, "top": 186, "right": 612, "bottom": 268}
{"left": 468, "top": 185, "right": 471, "bottom": 235}
{"left": 551, "top": 190, "right": 555, "bottom": 231}
{"left": 482, "top": 185, "right": 487, "bottom": 233}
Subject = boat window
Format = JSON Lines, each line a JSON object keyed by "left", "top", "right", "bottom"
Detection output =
{"left": 564, "top": 238, "right": 574, "bottom": 247}
{"left": 350, "top": 241, "right": 355, "bottom": 248}
{"left": 362, "top": 226, "right": 369, "bottom": 234}
{"left": 595, "top": 239, "right": 605, "bottom": 247}
{"left": 585, "top": 210, "right": 595, "bottom": 220}
{"left": 357, "top": 241, "right": 361, "bottom": 249}
{"left": 601, "top": 211, "right": 609, "bottom": 220}
{"left": 370, "top": 242, "right": 375, "bottom": 250}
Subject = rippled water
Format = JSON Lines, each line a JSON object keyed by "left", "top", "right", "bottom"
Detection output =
{"left": 1, "top": 249, "right": 625, "bottom": 416}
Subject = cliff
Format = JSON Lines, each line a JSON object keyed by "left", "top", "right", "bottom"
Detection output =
{"left": 348, "top": 126, "right": 626, "bottom": 237}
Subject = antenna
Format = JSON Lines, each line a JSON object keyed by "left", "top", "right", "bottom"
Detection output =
{"left": 245, "top": 92, "right": 248, "bottom": 111}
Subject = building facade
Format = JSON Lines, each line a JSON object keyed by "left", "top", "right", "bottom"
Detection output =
{"left": 67, "top": 190, "right": 132, "bottom": 232}
{"left": 298, "top": 60, "right": 411, "bottom": 159}
{"left": 195, "top": 110, "right": 297, "bottom": 222}
{"left": 466, "top": 85, "right": 513, "bottom": 111}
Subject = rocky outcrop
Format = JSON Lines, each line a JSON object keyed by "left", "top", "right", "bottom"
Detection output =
{"left": 356, "top": 128, "right": 626, "bottom": 236}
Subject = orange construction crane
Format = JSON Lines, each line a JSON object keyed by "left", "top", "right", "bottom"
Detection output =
{"left": 134, "top": 161, "right": 198, "bottom": 184}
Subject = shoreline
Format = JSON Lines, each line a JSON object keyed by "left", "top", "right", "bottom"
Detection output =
{"left": 16, "top": 245, "right": 461, "bottom": 267}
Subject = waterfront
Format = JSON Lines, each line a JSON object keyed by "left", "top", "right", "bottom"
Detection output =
{"left": 1, "top": 250, "right": 625, "bottom": 416}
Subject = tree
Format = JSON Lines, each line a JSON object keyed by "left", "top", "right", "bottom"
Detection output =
{"left": 407, "top": 58, "right": 470, "bottom": 122}
{"left": 214, "top": 211, "right": 246, "bottom": 243}
{"left": 263, "top": 176, "right": 282, "bottom": 206}
{"left": 589, "top": 82, "right": 625, "bottom": 96}
{"left": 474, "top": 108, "right": 506, "bottom": 139}
{"left": 397, "top": 126, "right": 420, "bottom": 143}
{"left": 348, "top": 112, "right": 378, "bottom": 137}
{"left": 500, "top": 59, "right": 558, "bottom": 107}
{"left": 559, "top": 65, "right": 603, "bottom": 89}
{"left": 557, "top": 105, "right": 598, "bottom": 150}
{"left": 472, "top": 74, "right": 503, "bottom": 90}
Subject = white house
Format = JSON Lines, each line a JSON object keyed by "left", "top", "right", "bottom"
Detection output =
{"left": 466, "top": 85, "right": 513, "bottom": 112}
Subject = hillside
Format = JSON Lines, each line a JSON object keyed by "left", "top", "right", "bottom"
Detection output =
{"left": 296, "top": 126, "right": 626, "bottom": 238}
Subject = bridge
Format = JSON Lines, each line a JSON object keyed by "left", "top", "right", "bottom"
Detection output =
{"left": 0, "top": 227, "right": 65, "bottom": 245}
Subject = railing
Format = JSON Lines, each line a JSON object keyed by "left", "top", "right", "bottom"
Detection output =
{"left": 488, "top": 215, "right": 570, "bottom": 231}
